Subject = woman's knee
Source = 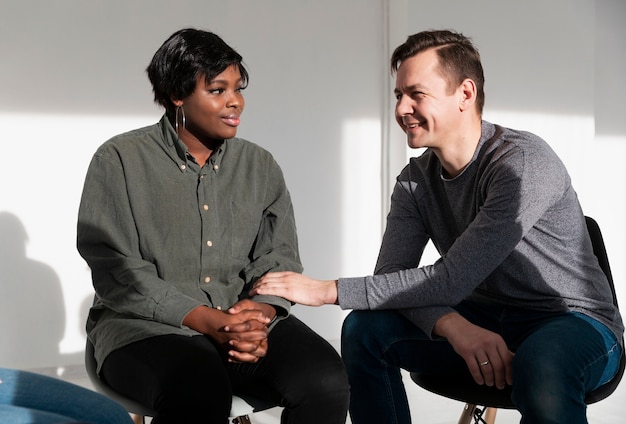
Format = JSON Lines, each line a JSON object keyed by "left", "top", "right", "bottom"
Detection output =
{"left": 299, "top": 361, "right": 349, "bottom": 405}
{"left": 279, "top": 358, "right": 349, "bottom": 422}
{"left": 103, "top": 335, "right": 233, "bottom": 421}
{"left": 151, "top": 360, "right": 232, "bottom": 422}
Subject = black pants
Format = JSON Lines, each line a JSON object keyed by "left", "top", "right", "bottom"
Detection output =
{"left": 101, "top": 315, "right": 349, "bottom": 424}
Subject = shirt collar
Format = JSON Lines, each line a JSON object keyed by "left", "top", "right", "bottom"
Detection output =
{"left": 158, "top": 114, "right": 227, "bottom": 173}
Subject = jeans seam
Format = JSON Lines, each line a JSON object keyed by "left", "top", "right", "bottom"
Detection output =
{"left": 379, "top": 335, "right": 419, "bottom": 424}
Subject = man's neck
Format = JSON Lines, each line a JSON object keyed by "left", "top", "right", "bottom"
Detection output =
{"left": 436, "top": 120, "right": 482, "bottom": 178}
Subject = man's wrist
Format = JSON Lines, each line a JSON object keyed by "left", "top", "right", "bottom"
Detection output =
{"left": 433, "top": 311, "right": 462, "bottom": 338}
{"left": 328, "top": 280, "right": 340, "bottom": 305}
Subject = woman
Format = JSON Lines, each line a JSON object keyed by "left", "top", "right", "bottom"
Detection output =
{"left": 77, "top": 28, "right": 349, "bottom": 424}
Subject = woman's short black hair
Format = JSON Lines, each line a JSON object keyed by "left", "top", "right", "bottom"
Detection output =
{"left": 146, "top": 28, "right": 249, "bottom": 114}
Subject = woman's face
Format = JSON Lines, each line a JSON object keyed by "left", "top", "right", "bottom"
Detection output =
{"left": 178, "top": 64, "right": 245, "bottom": 143}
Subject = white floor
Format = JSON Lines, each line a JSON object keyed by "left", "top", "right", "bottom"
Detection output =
{"left": 238, "top": 370, "right": 626, "bottom": 424}
{"left": 48, "top": 364, "right": 625, "bottom": 424}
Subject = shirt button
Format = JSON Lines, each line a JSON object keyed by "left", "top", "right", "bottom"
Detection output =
{"left": 216, "top": 306, "right": 222, "bottom": 310}
{"left": 203, "top": 205, "right": 209, "bottom": 211}
{"left": 206, "top": 240, "right": 213, "bottom": 247}
{"left": 180, "top": 164, "right": 186, "bottom": 170}
{"left": 205, "top": 276, "right": 211, "bottom": 283}
{"left": 213, "top": 164, "right": 219, "bottom": 171}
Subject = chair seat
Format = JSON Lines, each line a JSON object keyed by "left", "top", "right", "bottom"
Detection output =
{"left": 410, "top": 373, "right": 514, "bottom": 409}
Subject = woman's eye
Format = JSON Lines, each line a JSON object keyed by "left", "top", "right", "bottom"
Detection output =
{"left": 208, "top": 88, "right": 225, "bottom": 94}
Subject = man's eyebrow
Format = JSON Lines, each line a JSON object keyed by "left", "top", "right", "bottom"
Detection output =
{"left": 394, "top": 84, "right": 425, "bottom": 95}
{"left": 405, "top": 84, "right": 427, "bottom": 91}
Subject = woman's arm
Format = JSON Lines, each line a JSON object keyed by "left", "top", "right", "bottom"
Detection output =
{"left": 77, "top": 150, "right": 204, "bottom": 327}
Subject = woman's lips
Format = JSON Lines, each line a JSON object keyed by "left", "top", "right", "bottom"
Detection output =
{"left": 222, "top": 115, "right": 241, "bottom": 126}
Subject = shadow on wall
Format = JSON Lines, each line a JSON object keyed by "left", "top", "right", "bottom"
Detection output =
{"left": 0, "top": 211, "right": 66, "bottom": 369}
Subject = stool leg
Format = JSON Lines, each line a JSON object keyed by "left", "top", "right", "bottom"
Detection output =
{"left": 458, "top": 404, "right": 477, "bottom": 424}
{"left": 484, "top": 407, "right": 497, "bottom": 424}
{"left": 130, "top": 414, "right": 144, "bottom": 424}
{"left": 457, "top": 404, "right": 498, "bottom": 424}
{"left": 232, "top": 415, "right": 252, "bottom": 424}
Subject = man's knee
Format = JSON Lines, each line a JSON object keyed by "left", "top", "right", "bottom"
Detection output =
{"left": 341, "top": 310, "right": 384, "bottom": 358}
{"left": 341, "top": 310, "right": 368, "bottom": 341}
{"left": 342, "top": 310, "right": 413, "bottom": 367}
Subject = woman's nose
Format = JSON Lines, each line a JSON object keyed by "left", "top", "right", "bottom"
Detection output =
{"left": 227, "top": 91, "right": 244, "bottom": 109}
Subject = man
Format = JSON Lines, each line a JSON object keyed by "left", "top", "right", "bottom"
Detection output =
{"left": 252, "top": 30, "right": 623, "bottom": 423}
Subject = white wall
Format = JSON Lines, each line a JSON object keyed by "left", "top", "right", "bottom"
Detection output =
{"left": 0, "top": 0, "right": 624, "bottom": 390}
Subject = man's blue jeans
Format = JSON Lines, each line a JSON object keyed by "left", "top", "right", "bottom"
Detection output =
{"left": 0, "top": 367, "right": 132, "bottom": 423}
{"left": 341, "top": 302, "right": 621, "bottom": 424}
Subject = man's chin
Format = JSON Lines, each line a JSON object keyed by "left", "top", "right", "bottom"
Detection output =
{"left": 406, "top": 136, "right": 427, "bottom": 150}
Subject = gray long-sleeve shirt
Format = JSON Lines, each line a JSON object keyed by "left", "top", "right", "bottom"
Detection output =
{"left": 338, "top": 121, "right": 623, "bottom": 343}
{"left": 77, "top": 115, "right": 302, "bottom": 371}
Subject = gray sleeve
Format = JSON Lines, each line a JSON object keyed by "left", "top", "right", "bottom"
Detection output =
{"left": 398, "top": 306, "right": 455, "bottom": 338}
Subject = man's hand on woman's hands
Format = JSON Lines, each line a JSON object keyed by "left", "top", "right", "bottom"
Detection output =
{"left": 251, "top": 271, "right": 339, "bottom": 306}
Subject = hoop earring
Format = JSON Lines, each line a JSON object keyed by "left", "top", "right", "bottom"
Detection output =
{"left": 175, "top": 105, "right": 186, "bottom": 137}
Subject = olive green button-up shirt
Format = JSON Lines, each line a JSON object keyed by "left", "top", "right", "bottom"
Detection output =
{"left": 77, "top": 115, "right": 302, "bottom": 371}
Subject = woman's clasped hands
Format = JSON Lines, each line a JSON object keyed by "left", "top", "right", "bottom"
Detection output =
{"left": 183, "top": 299, "right": 275, "bottom": 363}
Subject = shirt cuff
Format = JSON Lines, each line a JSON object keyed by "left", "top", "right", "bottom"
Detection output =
{"left": 154, "top": 294, "right": 207, "bottom": 328}
{"left": 337, "top": 276, "right": 369, "bottom": 310}
{"left": 398, "top": 306, "right": 455, "bottom": 339}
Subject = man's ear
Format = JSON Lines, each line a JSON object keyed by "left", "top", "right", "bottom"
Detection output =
{"left": 459, "top": 78, "right": 477, "bottom": 111}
